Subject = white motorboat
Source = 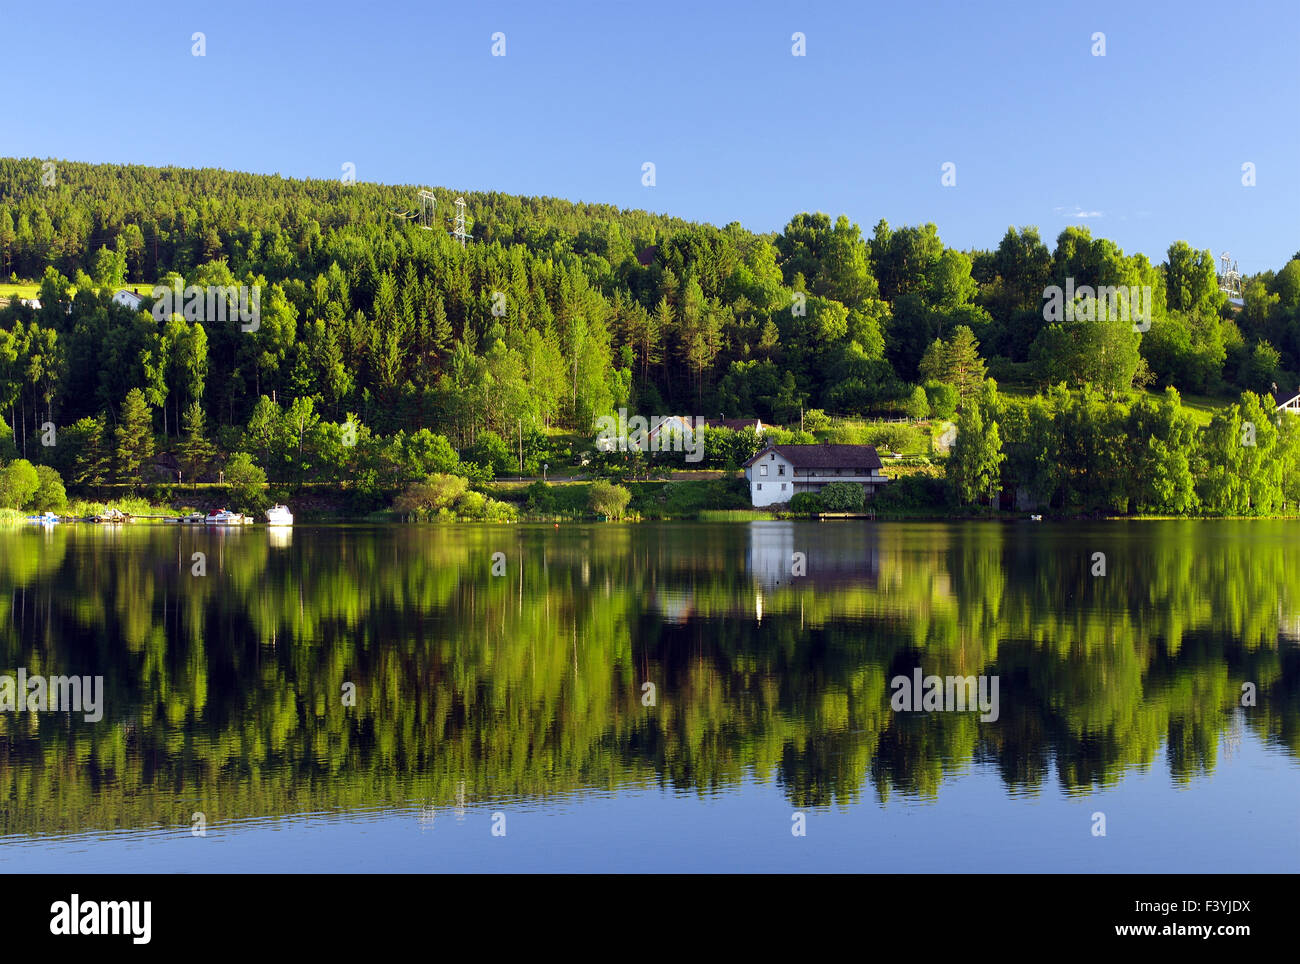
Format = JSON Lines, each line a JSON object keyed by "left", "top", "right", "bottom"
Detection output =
{"left": 265, "top": 504, "right": 293, "bottom": 526}
{"left": 205, "top": 508, "right": 243, "bottom": 525}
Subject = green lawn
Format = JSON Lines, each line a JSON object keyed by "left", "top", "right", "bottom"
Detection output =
{"left": 0, "top": 278, "right": 159, "bottom": 302}
{"left": 1161, "top": 390, "right": 1232, "bottom": 426}
{"left": 0, "top": 280, "right": 44, "bottom": 300}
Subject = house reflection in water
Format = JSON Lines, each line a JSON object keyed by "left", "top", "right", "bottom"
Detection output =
{"left": 655, "top": 589, "right": 695, "bottom": 625}
{"left": 746, "top": 521, "right": 882, "bottom": 621}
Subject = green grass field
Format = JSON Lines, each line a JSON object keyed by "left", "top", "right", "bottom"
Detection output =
{"left": 0, "top": 278, "right": 159, "bottom": 303}
{"left": 0, "top": 280, "right": 44, "bottom": 300}
{"left": 1158, "top": 390, "right": 1232, "bottom": 426}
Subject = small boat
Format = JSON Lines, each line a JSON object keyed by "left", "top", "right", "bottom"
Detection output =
{"left": 265, "top": 504, "right": 293, "bottom": 526}
{"left": 27, "top": 512, "right": 59, "bottom": 525}
{"left": 93, "top": 508, "right": 130, "bottom": 524}
{"left": 204, "top": 508, "right": 244, "bottom": 525}
{"left": 180, "top": 512, "right": 206, "bottom": 524}
{"left": 1030, "top": 514, "right": 1043, "bottom": 521}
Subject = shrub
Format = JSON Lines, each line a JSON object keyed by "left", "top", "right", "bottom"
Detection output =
{"left": 224, "top": 452, "right": 268, "bottom": 512}
{"left": 802, "top": 409, "right": 831, "bottom": 433}
{"left": 456, "top": 490, "right": 487, "bottom": 518}
{"left": 524, "top": 480, "right": 555, "bottom": 513}
{"left": 0, "top": 460, "right": 40, "bottom": 509}
{"left": 904, "top": 385, "right": 931, "bottom": 420}
{"left": 819, "top": 481, "right": 866, "bottom": 511}
{"left": 873, "top": 473, "right": 950, "bottom": 513}
{"left": 30, "top": 465, "right": 67, "bottom": 511}
{"left": 789, "top": 492, "right": 823, "bottom": 514}
{"left": 395, "top": 473, "right": 469, "bottom": 517}
{"left": 589, "top": 479, "right": 632, "bottom": 519}
{"left": 924, "top": 382, "right": 959, "bottom": 420}
{"left": 480, "top": 497, "right": 518, "bottom": 522}
{"left": 401, "top": 429, "right": 460, "bottom": 477}
{"left": 467, "top": 431, "right": 514, "bottom": 477}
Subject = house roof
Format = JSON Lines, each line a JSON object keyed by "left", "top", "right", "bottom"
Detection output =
{"left": 743, "top": 443, "right": 882, "bottom": 470}
{"left": 646, "top": 416, "right": 766, "bottom": 436}
{"left": 703, "top": 418, "right": 763, "bottom": 431}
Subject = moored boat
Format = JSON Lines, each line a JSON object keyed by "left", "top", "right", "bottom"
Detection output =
{"left": 265, "top": 504, "right": 293, "bottom": 526}
{"left": 204, "top": 508, "right": 244, "bottom": 525}
{"left": 27, "top": 512, "right": 60, "bottom": 525}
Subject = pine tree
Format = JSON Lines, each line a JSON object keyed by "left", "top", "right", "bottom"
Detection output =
{"left": 757, "top": 319, "right": 780, "bottom": 358}
{"left": 644, "top": 297, "right": 669, "bottom": 382}
{"left": 114, "top": 388, "right": 155, "bottom": 484}
{"left": 431, "top": 298, "right": 453, "bottom": 359}
{"left": 178, "top": 401, "right": 216, "bottom": 481}
{"left": 71, "top": 413, "right": 111, "bottom": 486}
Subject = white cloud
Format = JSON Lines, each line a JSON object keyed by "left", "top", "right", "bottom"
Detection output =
{"left": 1053, "top": 205, "right": 1104, "bottom": 219}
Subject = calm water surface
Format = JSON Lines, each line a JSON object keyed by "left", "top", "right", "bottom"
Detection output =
{"left": 0, "top": 521, "right": 1296, "bottom": 872}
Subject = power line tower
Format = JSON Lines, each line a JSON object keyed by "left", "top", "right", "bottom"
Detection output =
{"left": 1219, "top": 251, "right": 1242, "bottom": 298}
{"left": 451, "top": 196, "right": 468, "bottom": 247}
{"left": 417, "top": 190, "right": 436, "bottom": 230}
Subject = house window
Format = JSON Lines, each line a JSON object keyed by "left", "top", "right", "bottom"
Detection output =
{"left": 760, "top": 465, "right": 768, "bottom": 476}
{"left": 778, "top": 465, "right": 785, "bottom": 476}
{"left": 781, "top": 483, "right": 787, "bottom": 491}
{"left": 757, "top": 483, "right": 762, "bottom": 491}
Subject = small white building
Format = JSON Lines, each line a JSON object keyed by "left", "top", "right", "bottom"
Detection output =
{"left": 113, "top": 289, "right": 144, "bottom": 311}
{"left": 743, "top": 443, "right": 889, "bottom": 507}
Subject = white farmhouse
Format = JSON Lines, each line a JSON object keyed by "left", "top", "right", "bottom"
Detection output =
{"left": 743, "top": 443, "right": 889, "bottom": 507}
{"left": 113, "top": 289, "right": 145, "bottom": 311}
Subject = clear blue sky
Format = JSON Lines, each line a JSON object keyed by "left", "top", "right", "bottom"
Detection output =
{"left": 7, "top": 0, "right": 1299, "bottom": 272}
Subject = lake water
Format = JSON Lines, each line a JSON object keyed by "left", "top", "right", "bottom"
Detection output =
{"left": 0, "top": 521, "right": 1296, "bottom": 872}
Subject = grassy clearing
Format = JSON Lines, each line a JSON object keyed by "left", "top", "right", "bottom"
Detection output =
{"left": 0, "top": 281, "right": 44, "bottom": 300}
{"left": 0, "top": 279, "right": 159, "bottom": 302}
{"left": 1158, "top": 390, "right": 1231, "bottom": 427}
{"left": 816, "top": 420, "right": 931, "bottom": 456}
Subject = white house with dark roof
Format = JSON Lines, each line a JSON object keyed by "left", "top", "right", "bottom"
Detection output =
{"left": 113, "top": 289, "right": 145, "bottom": 311}
{"left": 742, "top": 443, "right": 889, "bottom": 507}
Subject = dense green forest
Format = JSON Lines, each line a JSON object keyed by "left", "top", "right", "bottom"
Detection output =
{"left": 2, "top": 156, "right": 1300, "bottom": 515}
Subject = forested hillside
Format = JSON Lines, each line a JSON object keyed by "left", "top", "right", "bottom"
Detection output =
{"left": 2, "top": 156, "right": 1300, "bottom": 514}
